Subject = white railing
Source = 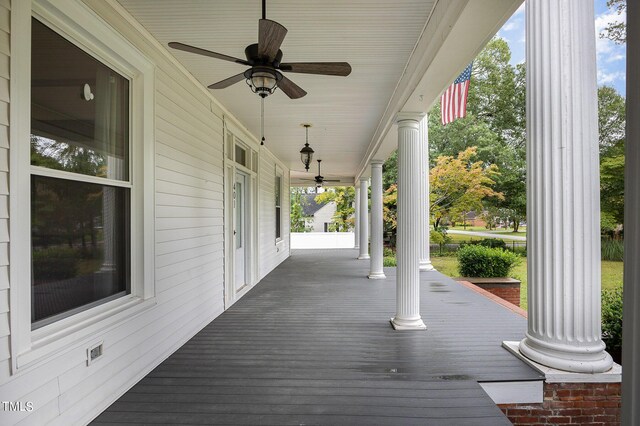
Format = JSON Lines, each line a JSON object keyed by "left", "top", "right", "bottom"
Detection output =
{"left": 291, "top": 232, "right": 355, "bottom": 249}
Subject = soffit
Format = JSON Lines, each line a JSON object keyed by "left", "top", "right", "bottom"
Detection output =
{"left": 117, "top": 0, "right": 436, "bottom": 182}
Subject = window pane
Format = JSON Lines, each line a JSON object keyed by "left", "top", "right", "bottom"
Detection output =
{"left": 276, "top": 207, "right": 281, "bottom": 239}
{"left": 275, "top": 176, "right": 281, "bottom": 207}
{"left": 235, "top": 145, "right": 246, "bottom": 167}
{"left": 31, "top": 175, "right": 131, "bottom": 327}
{"left": 31, "top": 18, "right": 129, "bottom": 181}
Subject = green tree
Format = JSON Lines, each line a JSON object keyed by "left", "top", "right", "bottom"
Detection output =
{"left": 598, "top": 85, "right": 626, "bottom": 232}
{"left": 315, "top": 187, "right": 356, "bottom": 232}
{"left": 600, "top": 0, "right": 626, "bottom": 44}
{"left": 290, "top": 188, "right": 311, "bottom": 232}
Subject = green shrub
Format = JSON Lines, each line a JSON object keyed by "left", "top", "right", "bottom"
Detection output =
{"left": 601, "top": 238, "right": 623, "bottom": 261}
{"left": 383, "top": 247, "right": 395, "bottom": 258}
{"left": 602, "top": 287, "right": 623, "bottom": 363}
{"left": 32, "top": 246, "right": 79, "bottom": 282}
{"left": 383, "top": 256, "right": 397, "bottom": 267}
{"left": 457, "top": 245, "right": 520, "bottom": 277}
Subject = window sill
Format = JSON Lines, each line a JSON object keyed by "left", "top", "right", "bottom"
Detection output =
{"left": 16, "top": 295, "right": 156, "bottom": 372}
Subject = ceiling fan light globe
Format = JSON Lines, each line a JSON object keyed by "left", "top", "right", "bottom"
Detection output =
{"left": 246, "top": 67, "right": 281, "bottom": 97}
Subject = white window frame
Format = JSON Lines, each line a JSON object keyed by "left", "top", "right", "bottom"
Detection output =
{"left": 275, "top": 165, "right": 284, "bottom": 244}
{"left": 9, "top": 0, "right": 155, "bottom": 373}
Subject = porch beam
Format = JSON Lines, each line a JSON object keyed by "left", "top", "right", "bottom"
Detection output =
{"left": 357, "top": 178, "right": 370, "bottom": 260}
{"left": 391, "top": 112, "right": 426, "bottom": 330}
{"left": 518, "top": 0, "right": 612, "bottom": 372}
{"left": 623, "top": 0, "right": 639, "bottom": 422}
{"left": 369, "top": 161, "right": 386, "bottom": 279}
{"left": 419, "top": 116, "right": 434, "bottom": 271}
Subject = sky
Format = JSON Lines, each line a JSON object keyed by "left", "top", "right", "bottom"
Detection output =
{"left": 497, "top": 0, "right": 627, "bottom": 95}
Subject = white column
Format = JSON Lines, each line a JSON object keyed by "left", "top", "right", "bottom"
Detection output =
{"left": 357, "top": 178, "right": 370, "bottom": 260}
{"left": 623, "top": 1, "right": 639, "bottom": 422}
{"left": 519, "top": 0, "right": 612, "bottom": 372}
{"left": 369, "top": 161, "right": 386, "bottom": 279}
{"left": 354, "top": 186, "right": 360, "bottom": 250}
{"left": 391, "top": 112, "right": 426, "bottom": 330}
{"left": 418, "top": 116, "right": 434, "bottom": 271}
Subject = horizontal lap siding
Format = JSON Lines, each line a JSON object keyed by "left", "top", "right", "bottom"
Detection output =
{"left": 258, "top": 149, "right": 291, "bottom": 280}
{"left": 1, "top": 1, "right": 228, "bottom": 425}
{"left": 0, "top": 0, "right": 9, "bottom": 387}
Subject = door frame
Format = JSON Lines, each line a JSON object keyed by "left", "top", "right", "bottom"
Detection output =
{"left": 223, "top": 125, "right": 258, "bottom": 309}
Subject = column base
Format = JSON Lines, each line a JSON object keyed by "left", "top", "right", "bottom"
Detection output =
{"left": 368, "top": 271, "right": 386, "bottom": 279}
{"left": 357, "top": 254, "right": 370, "bottom": 260}
{"left": 390, "top": 316, "right": 426, "bottom": 330}
{"left": 519, "top": 334, "right": 613, "bottom": 374}
{"left": 419, "top": 260, "right": 435, "bottom": 271}
{"left": 354, "top": 245, "right": 360, "bottom": 250}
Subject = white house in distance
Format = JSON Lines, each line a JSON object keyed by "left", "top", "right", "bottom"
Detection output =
{"left": 1, "top": 0, "right": 639, "bottom": 425}
{"left": 300, "top": 194, "right": 337, "bottom": 233}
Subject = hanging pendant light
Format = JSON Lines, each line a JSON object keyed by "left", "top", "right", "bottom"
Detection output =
{"left": 299, "top": 124, "right": 314, "bottom": 171}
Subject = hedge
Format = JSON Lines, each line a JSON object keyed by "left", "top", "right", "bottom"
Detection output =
{"left": 457, "top": 245, "right": 520, "bottom": 278}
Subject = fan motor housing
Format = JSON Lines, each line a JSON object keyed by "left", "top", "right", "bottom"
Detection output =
{"left": 245, "top": 43, "right": 283, "bottom": 66}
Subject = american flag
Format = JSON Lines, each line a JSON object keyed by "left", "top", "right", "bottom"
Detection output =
{"left": 441, "top": 62, "right": 473, "bottom": 125}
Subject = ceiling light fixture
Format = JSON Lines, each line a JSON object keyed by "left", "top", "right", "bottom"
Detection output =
{"left": 299, "top": 124, "right": 314, "bottom": 171}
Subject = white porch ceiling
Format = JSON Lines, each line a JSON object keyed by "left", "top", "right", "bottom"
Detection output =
{"left": 116, "top": 0, "right": 520, "bottom": 184}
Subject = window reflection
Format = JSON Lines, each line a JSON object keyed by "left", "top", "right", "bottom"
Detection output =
{"left": 31, "top": 176, "right": 131, "bottom": 326}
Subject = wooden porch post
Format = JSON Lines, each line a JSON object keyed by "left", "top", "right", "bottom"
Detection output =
{"left": 519, "top": 0, "right": 612, "bottom": 372}
{"left": 391, "top": 112, "right": 426, "bottom": 330}
{"left": 418, "top": 115, "right": 434, "bottom": 271}
{"left": 354, "top": 186, "right": 360, "bottom": 250}
{"left": 358, "top": 178, "right": 370, "bottom": 260}
{"left": 369, "top": 160, "right": 386, "bottom": 279}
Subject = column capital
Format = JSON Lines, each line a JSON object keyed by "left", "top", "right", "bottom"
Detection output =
{"left": 359, "top": 177, "right": 369, "bottom": 183}
{"left": 370, "top": 160, "right": 384, "bottom": 167}
{"left": 395, "top": 111, "right": 426, "bottom": 125}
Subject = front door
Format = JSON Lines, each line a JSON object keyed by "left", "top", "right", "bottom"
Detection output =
{"left": 234, "top": 172, "right": 248, "bottom": 290}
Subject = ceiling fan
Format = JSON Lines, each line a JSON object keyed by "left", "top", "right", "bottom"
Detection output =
{"left": 168, "top": 0, "right": 352, "bottom": 99}
{"left": 300, "top": 159, "right": 341, "bottom": 187}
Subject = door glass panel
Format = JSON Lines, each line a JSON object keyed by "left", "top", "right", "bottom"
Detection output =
{"left": 235, "top": 181, "right": 242, "bottom": 248}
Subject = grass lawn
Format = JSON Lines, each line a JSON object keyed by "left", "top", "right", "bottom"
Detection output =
{"left": 446, "top": 233, "right": 526, "bottom": 243}
{"left": 430, "top": 256, "right": 623, "bottom": 310}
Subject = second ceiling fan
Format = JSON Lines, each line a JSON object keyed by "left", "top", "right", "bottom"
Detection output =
{"left": 168, "top": 0, "right": 352, "bottom": 99}
{"left": 300, "top": 159, "right": 341, "bottom": 187}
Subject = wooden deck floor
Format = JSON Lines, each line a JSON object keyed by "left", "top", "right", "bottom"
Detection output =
{"left": 93, "top": 249, "right": 542, "bottom": 425}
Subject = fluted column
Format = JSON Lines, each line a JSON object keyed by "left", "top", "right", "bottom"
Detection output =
{"left": 357, "top": 178, "right": 370, "bottom": 260}
{"left": 369, "top": 161, "right": 386, "bottom": 279}
{"left": 418, "top": 116, "right": 434, "bottom": 271}
{"left": 519, "top": 0, "right": 612, "bottom": 372}
{"left": 623, "top": 1, "right": 639, "bottom": 422}
{"left": 354, "top": 186, "right": 360, "bottom": 250}
{"left": 391, "top": 112, "right": 426, "bottom": 330}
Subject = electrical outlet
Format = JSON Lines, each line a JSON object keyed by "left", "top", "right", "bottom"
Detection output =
{"left": 87, "top": 342, "right": 104, "bottom": 366}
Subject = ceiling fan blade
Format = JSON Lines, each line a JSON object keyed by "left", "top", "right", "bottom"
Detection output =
{"left": 207, "top": 73, "right": 246, "bottom": 89}
{"left": 258, "top": 19, "right": 287, "bottom": 62}
{"left": 168, "top": 42, "right": 250, "bottom": 65}
{"left": 279, "top": 62, "right": 352, "bottom": 76}
{"left": 323, "top": 180, "right": 341, "bottom": 182}
{"left": 278, "top": 75, "right": 307, "bottom": 99}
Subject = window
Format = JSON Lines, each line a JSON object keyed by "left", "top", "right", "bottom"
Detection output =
{"left": 29, "top": 18, "right": 131, "bottom": 328}
{"left": 235, "top": 144, "right": 247, "bottom": 167}
{"left": 275, "top": 172, "right": 282, "bottom": 242}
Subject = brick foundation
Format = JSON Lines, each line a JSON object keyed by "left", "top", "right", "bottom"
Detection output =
{"left": 456, "top": 277, "right": 521, "bottom": 307}
{"left": 499, "top": 382, "right": 621, "bottom": 425}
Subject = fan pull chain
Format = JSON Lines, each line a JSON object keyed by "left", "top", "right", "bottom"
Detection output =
{"left": 260, "top": 97, "right": 265, "bottom": 145}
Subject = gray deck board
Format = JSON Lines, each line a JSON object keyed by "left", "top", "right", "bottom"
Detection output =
{"left": 94, "top": 249, "right": 541, "bottom": 425}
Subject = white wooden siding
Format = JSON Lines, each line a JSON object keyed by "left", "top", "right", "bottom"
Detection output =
{"left": 258, "top": 148, "right": 291, "bottom": 280}
{"left": 0, "top": 0, "right": 288, "bottom": 424}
